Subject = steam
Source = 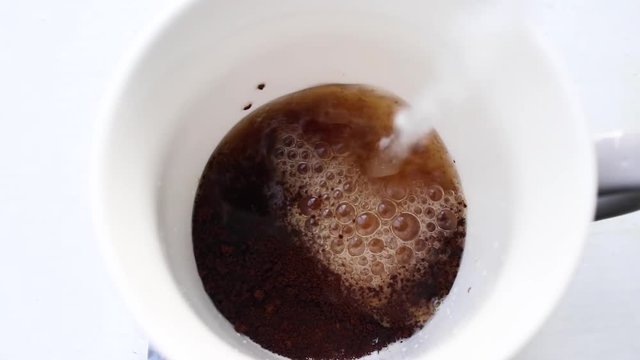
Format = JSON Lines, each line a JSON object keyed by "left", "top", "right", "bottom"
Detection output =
{"left": 368, "top": 2, "right": 519, "bottom": 177}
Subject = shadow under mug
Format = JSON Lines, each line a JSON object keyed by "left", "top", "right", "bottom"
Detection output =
{"left": 93, "top": 1, "right": 639, "bottom": 359}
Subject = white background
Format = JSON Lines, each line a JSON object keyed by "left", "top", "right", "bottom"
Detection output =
{"left": 0, "top": 0, "right": 639, "bottom": 359}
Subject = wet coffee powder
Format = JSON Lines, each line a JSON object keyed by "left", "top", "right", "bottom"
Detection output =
{"left": 192, "top": 84, "right": 466, "bottom": 359}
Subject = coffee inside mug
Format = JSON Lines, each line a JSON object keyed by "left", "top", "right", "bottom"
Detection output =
{"left": 96, "top": 2, "right": 595, "bottom": 359}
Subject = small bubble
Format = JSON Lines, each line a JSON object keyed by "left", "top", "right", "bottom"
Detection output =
{"left": 287, "top": 150, "right": 298, "bottom": 160}
{"left": 335, "top": 202, "right": 355, "bottom": 223}
{"left": 347, "top": 237, "right": 366, "bottom": 256}
{"left": 313, "top": 163, "right": 324, "bottom": 173}
{"left": 333, "top": 189, "right": 343, "bottom": 200}
{"left": 368, "top": 238, "right": 385, "bottom": 253}
{"left": 437, "top": 210, "right": 457, "bottom": 230}
{"left": 300, "top": 150, "right": 310, "bottom": 160}
{"left": 385, "top": 183, "right": 406, "bottom": 200}
{"left": 326, "top": 172, "right": 335, "bottom": 180}
{"left": 329, "top": 222, "right": 341, "bottom": 236}
{"left": 320, "top": 181, "right": 328, "bottom": 189}
{"left": 425, "top": 207, "right": 436, "bottom": 218}
{"left": 321, "top": 208, "right": 333, "bottom": 218}
{"left": 408, "top": 195, "right": 416, "bottom": 203}
{"left": 371, "top": 261, "right": 386, "bottom": 276}
{"left": 343, "top": 181, "right": 356, "bottom": 194}
{"left": 358, "top": 256, "right": 368, "bottom": 266}
{"left": 342, "top": 225, "right": 355, "bottom": 238}
{"left": 427, "top": 185, "right": 444, "bottom": 201}
{"left": 414, "top": 207, "right": 423, "bottom": 215}
{"left": 298, "top": 196, "right": 322, "bottom": 215}
{"left": 391, "top": 213, "right": 421, "bottom": 241}
{"left": 396, "top": 246, "right": 414, "bottom": 265}
{"left": 314, "top": 142, "right": 332, "bottom": 159}
{"left": 273, "top": 147, "right": 285, "bottom": 159}
{"left": 330, "top": 237, "right": 345, "bottom": 254}
{"left": 305, "top": 217, "right": 319, "bottom": 232}
{"left": 432, "top": 298, "right": 442, "bottom": 309}
{"left": 426, "top": 222, "right": 436, "bottom": 232}
{"left": 337, "top": 169, "right": 345, "bottom": 177}
{"left": 377, "top": 199, "right": 397, "bottom": 219}
{"left": 282, "top": 135, "right": 295, "bottom": 147}
{"left": 414, "top": 238, "right": 427, "bottom": 252}
{"left": 295, "top": 141, "right": 304, "bottom": 149}
{"left": 355, "top": 212, "right": 380, "bottom": 236}
{"left": 297, "top": 163, "right": 309, "bottom": 175}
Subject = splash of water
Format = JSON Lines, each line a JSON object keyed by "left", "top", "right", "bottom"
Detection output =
{"left": 367, "top": 2, "right": 518, "bottom": 178}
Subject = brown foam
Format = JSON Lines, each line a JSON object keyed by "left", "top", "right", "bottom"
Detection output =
{"left": 265, "top": 117, "right": 465, "bottom": 326}
{"left": 193, "top": 85, "right": 467, "bottom": 358}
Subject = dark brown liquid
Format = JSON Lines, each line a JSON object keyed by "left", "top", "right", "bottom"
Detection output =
{"left": 192, "top": 84, "right": 466, "bottom": 360}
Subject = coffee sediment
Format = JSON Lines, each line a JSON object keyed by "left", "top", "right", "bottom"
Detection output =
{"left": 192, "top": 84, "right": 466, "bottom": 359}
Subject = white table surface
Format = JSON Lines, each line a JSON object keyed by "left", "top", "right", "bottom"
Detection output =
{"left": 1, "top": 1, "right": 639, "bottom": 359}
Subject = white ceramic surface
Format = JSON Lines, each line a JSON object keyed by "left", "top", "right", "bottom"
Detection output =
{"left": 93, "top": 1, "right": 596, "bottom": 359}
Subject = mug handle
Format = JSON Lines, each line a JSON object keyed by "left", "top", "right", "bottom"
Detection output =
{"left": 595, "top": 132, "right": 640, "bottom": 220}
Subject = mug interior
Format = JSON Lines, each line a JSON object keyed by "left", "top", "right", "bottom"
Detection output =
{"left": 95, "top": 1, "right": 596, "bottom": 359}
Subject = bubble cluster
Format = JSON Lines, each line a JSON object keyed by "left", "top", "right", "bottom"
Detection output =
{"left": 264, "top": 124, "right": 465, "bottom": 326}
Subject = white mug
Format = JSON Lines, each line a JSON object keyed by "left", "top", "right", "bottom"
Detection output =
{"left": 92, "top": 0, "right": 639, "bottom": 359}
